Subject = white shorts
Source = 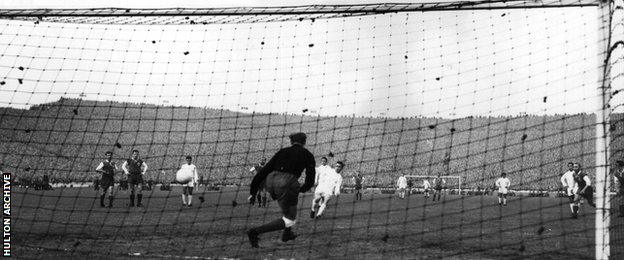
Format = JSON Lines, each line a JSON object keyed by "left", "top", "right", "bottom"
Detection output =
{"left": 498, "top": 188, "right": 508, "bottom": 194}
{"left": 183, "top": 181, "right": 195, "bottom": 187}
{"left": 314, "top": 189, "right": 331, "bottom": 199}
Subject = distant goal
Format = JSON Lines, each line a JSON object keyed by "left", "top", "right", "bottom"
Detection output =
{"left": 405, "top": 175, "right": 462, "bottom": 195}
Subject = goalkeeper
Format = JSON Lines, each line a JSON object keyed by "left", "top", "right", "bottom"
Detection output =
{"left": 247, "top": 132, "right": 316, "bottom": 248}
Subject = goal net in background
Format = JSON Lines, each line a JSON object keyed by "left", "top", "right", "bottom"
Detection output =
{"left": 0, "top": 0, "right": 623, "bottom": 259}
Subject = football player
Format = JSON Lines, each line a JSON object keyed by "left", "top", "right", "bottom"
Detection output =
{"left": 247, "top": 132, "right": 316, "bottom": 248}
{"left": 95, "top": 151, "right": 117, "bottom": 207}
{"left": 122, "top": 150, "right": 148, "bottom": 207}
{"left": 353, "top": 172, "right": 364, "bottom": 201}
{"left": 396, "top": 175, "right": 408, "bottom": 199}
{"left": 560, "top": 162, "right": 577, "bottom": 217}
{"left": 495, "top": 172, "right": 511, "bottom": 206}
{"left": 423, "top": 178, "right": 431, "bottom": 199}
{"left": 179, "top": 156, "right": 199, "bottom": 207}
{"left": 250, "top": 157, "right": 268, "bottom": 208}
{"left": 310, "top": 161, "right": 344, "bottom": 218}
{"left": 573, "top": 163, "right": 595, "bottom": 213}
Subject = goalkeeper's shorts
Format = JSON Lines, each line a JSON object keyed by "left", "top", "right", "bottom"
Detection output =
{"left": 265, "top": 171, "right": 299, "bottom": 220}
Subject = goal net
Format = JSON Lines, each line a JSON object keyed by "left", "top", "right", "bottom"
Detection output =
{"left": 0, "top": 1, "right": 623, "bottom": 259}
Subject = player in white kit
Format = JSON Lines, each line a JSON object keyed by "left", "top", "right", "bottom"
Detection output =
{"left": 560, "top": 162, "right": 578, "bottom": 218}
{"left": 495, "top": 172, "right": 511, "bottom": 206}
{"left": 178, "top": 156, "right": 199, "bottom": 207}
{"left": 397, "top": 175, "right": 408, "bottom": 199}
{"left": 310, "top": 161, "right": 344, "bottom": 218}
{"left": 423, "top": 178, "right": 431, "bottom": 199}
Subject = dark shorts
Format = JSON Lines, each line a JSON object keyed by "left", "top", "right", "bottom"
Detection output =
{"left": 265, "top": 171, "right": 299, "bottom": 220}
{"left": 568, "top": 195, "right": 575, "bottom": 203}
{"left": 128, "top": 174, "right": 143, "bottom": 185}
{"left": 577, "top": 186, "right": 594, "bottom": 201}
{"left": 183, "top": 186, "right": 193, "bottom": 195}
{"left": 355, "top": 185, "right": 362, "bottom": 190}
{"left": 434, "top": 186, "right": 443, "bottom": 191}
{"left": 100, "top": 177, "right": 114, "bottom": 189}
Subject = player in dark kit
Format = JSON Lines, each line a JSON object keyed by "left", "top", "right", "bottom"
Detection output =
{"left": 250, "top": 157, "right": 268, "bottom": 208}
{"left": 122, "top": 150, "right": 148, "bottom": 207}
{"left": 573, "top": 163, "right": 596, "bottom": 208}
{"left": 353, "top": 172, "right": 364, "bottom": 201}
{"left": 95, "top": 151, "right": 118, "bottom": 207}
{"left": 247, "top": 132, "right": 316, "bottom": 248}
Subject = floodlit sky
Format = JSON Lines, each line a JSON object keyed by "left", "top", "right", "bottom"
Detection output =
{"left": 0, "top": 0, "right": 616, "bottom": 118}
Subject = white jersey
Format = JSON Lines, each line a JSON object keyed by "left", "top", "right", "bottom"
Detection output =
{"left": 560, "top": 171, "right": 577, "bottom": 196}
{"left": 179, "top": 164, "right": 199, "bottom": 187}
{"left": 315, "top": 169, "right": 343, "bottom": 196}
{"left": 495, "top": 177, "right": 511, "bottom": 194}
{"left": 423, "top": 180, "right": 431, "bottom": 190}
{"left": 315, "top": 165, "right": 333, "bottom": 186}
{"left": 397, "top": 176, "right": 408, "bottom": 189}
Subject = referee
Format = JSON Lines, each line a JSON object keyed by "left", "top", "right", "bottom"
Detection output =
{"left": 247, "top": 132, "right": 316, "bottom": 248}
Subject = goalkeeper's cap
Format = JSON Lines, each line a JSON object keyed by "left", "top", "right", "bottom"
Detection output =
{"left": 289, "top": 132, "right": 307, "bottom": 145}
{"left": 617, "top": 160, "right": 624, "bottom": 167}
{"left": 105, "top": 151, "right": 113, "bottom": 155}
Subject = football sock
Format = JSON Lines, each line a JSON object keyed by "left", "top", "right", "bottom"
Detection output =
{"left": 318, "top": 202, "right": 327, "bottom": 216}
{"left": 129, "top": 194, "right": 135, "bottom": 206}
{"left": 188, "top": 195, "right": 192, "bottom": 205}
{"left": 100, "top": 194, "right": 105, "bottom": 206}
{"left": 108, "top": 196, "right": 114, "bottom": 207}
{"left": 182, "top": 195, "right": 187, "bottom": 205}
{"left": 137, "top": 194, "right": 143, "bottom": 205}
{"left": 262, "top": 196, "right": 267, "bottom": 207}
{"left": 573, "top": 205, "right": 579, "bottom": 214}
{"left": 254, "top": 218, "right": 286, "bottom": 234}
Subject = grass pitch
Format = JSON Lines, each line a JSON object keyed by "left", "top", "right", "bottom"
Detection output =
{"left": 12, "top": 187, "right": 624, "bottom": 259}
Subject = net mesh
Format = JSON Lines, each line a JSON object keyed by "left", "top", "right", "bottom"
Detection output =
{"left": 1, "top": 1, "right": 623, "bottom": 259}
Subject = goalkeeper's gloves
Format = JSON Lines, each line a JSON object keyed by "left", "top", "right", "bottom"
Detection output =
{"left": 248, "top": 194, "right": 256, "bottom": 205}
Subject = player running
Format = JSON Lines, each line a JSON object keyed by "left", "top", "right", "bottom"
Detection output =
{"left": 250, "top": 157, "right": 268, "bottom": 208}
{"left": 95, "top": 151, "right": 117, "bottom": 208}
{"left": 310, "top": 161, "right": 344, "bottom": 218}
{"left": 495, "top": 173, "right": 511, "bottom": 206}
{"left": 396, "top": 175, "right": 408, "bottom": 199}
{"left": 122, "top": 150, "right": 148, "bottom": 207}
{"left": 573, "top": 163, "right": 595, "bottom": 210}
{"left": 560, "top": 162, "right": 577, "bottom": 217}
{"left": 247, "top": 132, "right": 316, "bottom": 248}
{"left": 353, "top": 172, "right": 364, "bottom": 201}
{"left": 432, "top": 175, "right": 446, "bottom": 201}
{"left": 179, "top": 156, "right": 199, "bottom": 207}
{"left": 423, "top": 178, "right": 431, "bottom": 199}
